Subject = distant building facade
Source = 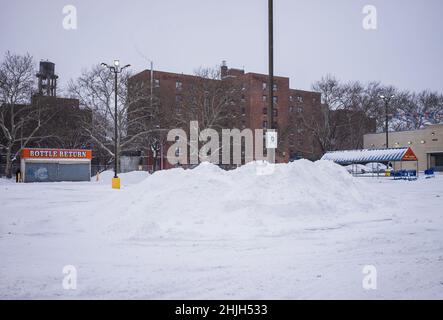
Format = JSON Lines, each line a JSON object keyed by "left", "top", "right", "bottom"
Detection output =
{"left": 364, "top": 124, "right": 443, "bottom": 171}
{"left": 129, "top": 62, "right": 376, "bottom": 169}
{"left": 129, "top": 63, "right": 325, "bottom": 166}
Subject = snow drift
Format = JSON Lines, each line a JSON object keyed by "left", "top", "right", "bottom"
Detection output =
{"left": 95, "top": 160, "right": 383, "bottom": 241}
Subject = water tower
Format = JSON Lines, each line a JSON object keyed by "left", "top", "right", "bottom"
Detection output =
{"left": 36, "top": 61, "right": 58, "bottom": 96}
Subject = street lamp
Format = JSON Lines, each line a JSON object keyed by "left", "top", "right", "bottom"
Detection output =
{"left": 101, "top": 60, "right": 131, "bottom": 189}
{"left": 380, "top": 94, "right": 395, "bottom": 148}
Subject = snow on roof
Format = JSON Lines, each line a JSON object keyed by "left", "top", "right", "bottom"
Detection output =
{"left": 321, "top": 148, "right": 417, "bottom": 164}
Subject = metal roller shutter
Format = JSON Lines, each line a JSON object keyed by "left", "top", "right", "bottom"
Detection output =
{"left": 24, "top": 162, "right": 90, "bottom": 182}
{"left": 58, "top": 163, "right": 90, "bottom": 181}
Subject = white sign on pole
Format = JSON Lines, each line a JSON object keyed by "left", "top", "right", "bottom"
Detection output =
{"left": 266, "top": 131, "right": 278, "bottom": 149}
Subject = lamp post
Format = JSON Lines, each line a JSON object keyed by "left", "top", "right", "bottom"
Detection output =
{"left": 379, "top": 94, "right": 395, "bottom": 148}
{"left": 101, "top": 60, "right": 130, "bottom": 188}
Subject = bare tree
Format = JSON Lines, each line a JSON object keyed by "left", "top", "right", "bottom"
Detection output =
{"left": 305, "top": 75, "right": 345, "bottom": 152}
{"left": 31, "top": 96, "right": 92, "bottom": 149}
{"left": 68, "top": 65, "right": 159, "bottom": 172}
{"left": 302, "top": 76, "right": 415, "bottom": 152}
{"left": 177, "top": 67, "right": 243, "bottom": 131}
{"left": 334, "top": 81, "right": 384, "bottom": 149}
{"left": 393, "top": 90, "right": 443, "bottom": 130}
{"left": 0, "top": 52, "right": 52, "bottom": 178}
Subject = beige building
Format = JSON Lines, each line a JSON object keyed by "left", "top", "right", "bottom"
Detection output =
{"left": 364, "top": 124, "right": 443, "bottom": 171}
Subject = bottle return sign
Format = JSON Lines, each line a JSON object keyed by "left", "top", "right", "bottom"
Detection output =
{"left": 21, "top": 148, "right": 92, "bottom": 183}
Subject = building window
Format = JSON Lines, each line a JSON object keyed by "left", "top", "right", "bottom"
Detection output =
{"left": 290, "top": 96, "right": 293, "bottom": 102}
{"left": 273, "top": 84, "right": 278, "bottom": 91}
{"left": 262, "top": 82, "right": 267, "bottom": 90}
{"left": 176, "top": 81, "right": 183, "bottom": 90}
{"left": 263, "top": 107, "right": 267, "bottom": 115}
{"left": 297, "top": 96, "right": 304, "bottom": 103}
{"left": 273, "top": 96, "right": 278, "bottom": 104}
{"left": 262, "top": 95, "right": 267, "bottom": 102}
{"left": 241, "top": 107, "right": 246, "bottom": 115}
{"left": 289, "top": 106, "right": 294, "bottom": 113}
{"left": 241, "top": 95, "right": 246, "bottom": 102}
{"left": 262, "top": 120, "right": 268, "bottom": 128}
{"left": 154, "top": 79, "right": 160, "bottom": 88}
{"left": 297, "top": 106, "right": 304, "bottom": 113}
{"left": 273, "top": 109, "right": 278, "bottom": 117}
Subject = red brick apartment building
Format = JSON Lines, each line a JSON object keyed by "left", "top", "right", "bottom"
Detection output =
{"left": 128, "top": 62, "right": 374, "bottom": 169}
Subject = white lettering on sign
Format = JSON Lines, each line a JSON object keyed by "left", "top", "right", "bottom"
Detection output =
{"left": 25, "top": 149, "right": 90, "bottom": 159}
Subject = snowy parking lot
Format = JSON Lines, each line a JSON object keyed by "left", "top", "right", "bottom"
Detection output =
{"left": 0, "top": 161, "right": 442, "bottom": 299}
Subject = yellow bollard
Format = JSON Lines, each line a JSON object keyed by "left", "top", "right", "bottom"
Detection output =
{"left": 112, "top": 177, "right": 121, "bottom": 189}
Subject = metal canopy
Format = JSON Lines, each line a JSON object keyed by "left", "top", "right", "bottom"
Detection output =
{"left": 321, "top": 148, "right": 417, "bottom": 165}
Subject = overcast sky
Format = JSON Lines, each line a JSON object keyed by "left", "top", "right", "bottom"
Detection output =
{"left": 1, "top": 0, "right": 442, "bottom": 93}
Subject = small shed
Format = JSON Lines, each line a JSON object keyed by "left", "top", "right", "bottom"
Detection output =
{"left": 321, "top": 147, "right": 419, "bottom": 177}
{"left": 21, "top": 148, "right": 92, "bottom": 182}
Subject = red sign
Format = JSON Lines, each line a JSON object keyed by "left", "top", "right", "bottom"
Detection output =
{"left": 21, "top": 148, "right": 92, "bottom": 160}
{"left": 402, "top": 147, "right": 418, "bottom": 161}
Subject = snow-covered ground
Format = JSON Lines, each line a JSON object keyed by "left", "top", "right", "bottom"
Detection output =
{"left": 0, "top": 161, "right": 442, "bottom": 299}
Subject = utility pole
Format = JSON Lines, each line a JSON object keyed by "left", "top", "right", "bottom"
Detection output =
{"left": 267, "top": 0, "right": 274, "bottom": 130}
{"left": 264, "top": 0, "right": 278, "bottom": 162}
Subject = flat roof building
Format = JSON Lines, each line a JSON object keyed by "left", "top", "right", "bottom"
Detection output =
{"left": 364, "top": 124, "right": 443, "bottom": 171}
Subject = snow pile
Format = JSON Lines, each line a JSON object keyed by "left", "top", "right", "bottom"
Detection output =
{"left": 93, "top": 170, "right": 149, "bottom": 186}
{"left": 99, "top": 160, "right": 383, "bottom": 241}
{"left": 0, "top": 177, "right": 15, "bottom": 185}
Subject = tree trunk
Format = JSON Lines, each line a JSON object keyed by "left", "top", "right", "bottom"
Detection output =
{"left": 5, "top": 148, "right": 12, "bottom": 179}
